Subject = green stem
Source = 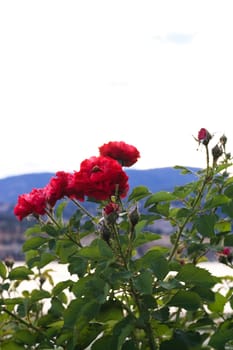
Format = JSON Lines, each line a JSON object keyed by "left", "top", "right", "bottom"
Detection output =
{"left": 1, "top": 307, "right": 54, "bottom": 346}
{"left": 71, "top": 198, "right": 96, "bottom": 220}
{"left": 111, "top": 224, "right": 157, "bottom": 349}
{"left": 45, "top": 209, "right": 61, "bottom": 228}
{"left": 169, "top": 150, "right": 211, "bottom": 262}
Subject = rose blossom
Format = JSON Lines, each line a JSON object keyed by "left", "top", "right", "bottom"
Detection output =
{"left": 220, "top": 247, "right": 231, "bottom": 256}
{"left": 99, "top": 141, "right": 140, "bottom": 167}
{"left": 103, "top": 202, "right": 120, "bottom": 215}
{"left": 44, "top": 171, "right": 84, "bottom": 206}
{"left": 197, "top": 128, "right": 212, "bottom": 145}
{"left": 73, "top": 156, "right": 129, "bottom": 201}
{"left": 14, "top": 188, "right": 47, "bottom": 221}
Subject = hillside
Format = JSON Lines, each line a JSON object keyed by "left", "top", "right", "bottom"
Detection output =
{"left": 0, "top": 167, "right": 199, "bottom": 260}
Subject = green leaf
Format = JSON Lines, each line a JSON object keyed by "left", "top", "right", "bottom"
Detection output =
{"left": 24, "top": 224, "right": 42, "bottom": 237}
{"left": 176, "top": 263, "right": 219, "bottom": 288}
{"left": 52, "top": 280, "right": 73, "bottom": 296}
{"left": 221, "top": 200, "right": 233, "bottom": 218}
{"left": 174, "top": 165, "right": 195, "bottom": 175}
{"left": 127, "top": 186, "right": 151, "bottom": 202}
{"left": 38, "top": 252, "right": 55, "bottom": 268}
{"left": 92, "top": 335, "right": 113, "bottom": 350}
{"left": 13, "top": 329, "right": 37, "bottom": 346}
{"left": 30, "top": 289, "right": 51, "bottom": 302}
{"left": 215, "top": 220, "right": 232, "bottom": 233}
{"left": 195, "top": 213, "right": 217, "bottom": 237}
{"left": 75, "top": 322, "right": 104, "bottom": 349}
{"left": 55, "top": 201, "right": 67, "bottom": 220}
{"left": 96, "top": 300, "right": 123, "bottom": 322}
{"left": 204, "top": 194, "right": 230, "bottom": 209}
{"left": 168, "top": 290, "right": 201, "bottom": 310}
{"left": 111, "top": 315, "right": 135, "bottom": 350}
{"left": 8, "top": 266, "right": 33, "bottom": 280}
{"left": 208, "top": 292, "right": 226, "bottom": 313}
{"left": 145, "top": 192, "right": 176, "bottom": 207}
{"left": 133, "top": 270, "right": 153, "bottom": 295}
{"left": 64, "top": 299, "right": 100, "bottom": 331}
{"left": 133, "top": 232, "right": 161, "bottom": 248}
{"left": 152, "top": 307, "right": 169, "bottom": 322}
{"left": 0, "top": 260, "right": 7, "bottom": 279}
{"left": 0, "top": 342, "right": 26, "bottom": 350}
{"left": 160, "top": 330, "right": 203, "bottom": 350}
{"left": 209, "top": 325, "right": 233, "bottom": 349}
{"left": 68, "top": 256, "right": 88, "bottom": 277}
{"left": 22, "top": 236, "right": 48, "bottom": 252}
{"left": 72, "top": 275, "right": 109, "bottom": 303}
{"left": 191, "top": 286, "right": 215, "bottom": 302}
{"left": 78, "top": 239, "right": 114, "bottom": 260}
{"left": 135, "top": 250, "right": 169, "bottom": 280}
{"left": 224, "top": 184, "right": 233, "bottom": 197}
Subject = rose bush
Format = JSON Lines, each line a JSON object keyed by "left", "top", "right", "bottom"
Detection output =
{"left": 1, "top": 135, "right": 233, "bottom": 349}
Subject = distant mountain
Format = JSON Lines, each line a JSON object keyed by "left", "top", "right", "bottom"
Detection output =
{"left": 0, "top": 167, "right": 200, "bottom": 260}
{"left": 0, "top": 167, "right": 199, "bottom": 204}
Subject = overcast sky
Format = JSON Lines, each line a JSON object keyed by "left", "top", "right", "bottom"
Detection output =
{"left": 1, "top": 0, "right": 233, "bottom": 179}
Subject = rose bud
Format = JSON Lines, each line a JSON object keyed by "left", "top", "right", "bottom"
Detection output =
{"left": 198, "top": 128, "right": 212, "bottom": 146}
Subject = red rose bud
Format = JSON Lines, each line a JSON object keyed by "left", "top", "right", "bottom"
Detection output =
{"left": 198, "top": 128, "right": 212, "bottom": 146}
{"left": 103, "top": 202, "right": 120, "bottom": 224}
{"left": 222, "top": 247, "right": 231, "bottom": 256}
{"left": 218, "top": 247, "right": 232, "bottom": 264}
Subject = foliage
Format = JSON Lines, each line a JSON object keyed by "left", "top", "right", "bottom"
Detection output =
{"left": 1, "top": 135, "right": 233, "bottom": 349}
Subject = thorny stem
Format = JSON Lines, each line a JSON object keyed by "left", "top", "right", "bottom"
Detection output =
{"left": 71, "top": 198, "right": 96, "bottom": 221}
{"left": 168, "top": 146, "right": 212, "bottom": 262}
{"left": 1, "top": 307, "right": 55, "bottom": 346}
{"left": 111, "top": 223, "right": 157, "bottom": 349}
{"left": 45, "top": 209, "right": 61, "bottom": 228}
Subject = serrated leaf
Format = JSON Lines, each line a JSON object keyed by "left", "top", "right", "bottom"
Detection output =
{"left": 133, "top": 232, "right": 161, "bottom": 248}
{"left": 0, "top": 260, "right": 7, "bottom": 279}
{"left": 145, "top": 192, "right": 176, "bottom": 207}
{"left": 176, "top": 263, "right": 219, "bottom": 288}
{"left": 127, "top": 186, "right": 151, "bottom": 202}
{"left": 78, "top": 239, "right": 113, "bottom": 260}
{"left": 208, "top": 292, "right": 226, "bottom": 313}
{"left": 168, "top": 290, "right": 201, "bottom": 310}
{"left": 23, "top": 236, "right": 48, "bottom": 252}
{"left": 133, "top": 270, "right": 153, "bottom": 294}
{"left": 135, "top": 250, "right": 169, "bottom": 280}
{"left": 0, "top": 342, "right": 26, "bottom": 350}
{"left": 195, "top": 213, "right": 217, "bottom": 237}
{"left": 96, "top": 300, "right": 123, "bottom": 322}
{"left": 8, "top": 266, "right": 33, "bottom": 280}
{"left": 204, "top": 194, "right": 230, "bottom": 210}
{"left": 52, "top": 280, "right": 73, "bottom": 296}
{"left": 31, "top": 289, "right": 51, "bottom": 302}
{"left": 209, "top": 326, "right": 233, "bottom": 349}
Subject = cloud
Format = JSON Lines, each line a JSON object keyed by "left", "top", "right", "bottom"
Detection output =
{"left": 161, "top": 32, "right": 197, "bottom": 45}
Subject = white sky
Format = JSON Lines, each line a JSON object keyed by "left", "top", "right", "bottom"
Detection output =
{"left": 1, "top": 0, "right": 233, "bottom": 179}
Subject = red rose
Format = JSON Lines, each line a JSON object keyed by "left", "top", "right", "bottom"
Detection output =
{"left": 99, "top": 141, "right": 140, "bottom": 167}
{"left": 221, "top": 247, "right": 231, "bottom": 256}
{"left": 103, "top": 202, "right": 120, "bottom": 215}
{"left": 65, "top": 171, "right": 86, "bottom": 201}
{"left": 197, "top": 128, "right": 212, "bottom": 145}
{"left": 14, "top": 188, "right": 47, "bottom": 221}
{"left": 75, "top": 156, "right": 129, "bottom": 201}
{"left": 44, "top": 171, "right": 81, "bottom": 207}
